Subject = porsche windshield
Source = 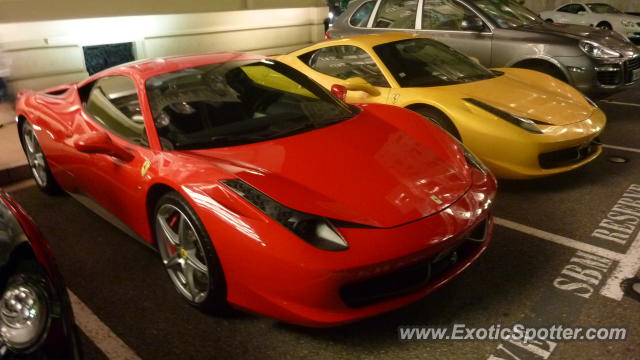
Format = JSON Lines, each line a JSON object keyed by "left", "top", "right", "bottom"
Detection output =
{"left": 146, "top": 60, "right": 356, "bottom": 150}
{"left": 374, "top": 38, "right": 497, "bottom": 87}
{"left": 473, "top": 0, "right": 543, "bottom": 28}
{"left": 586, "top": 3, "right": 622, "bottom": 14}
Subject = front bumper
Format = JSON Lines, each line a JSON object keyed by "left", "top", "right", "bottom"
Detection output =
{"left": 193, "top": 171, "right": 496, "bottom": 327}
{"left": 470, "top": 108, "right": 606, "bottom": 179}
{"left": 558, "top": 55, "right": 640, "bottom": 94}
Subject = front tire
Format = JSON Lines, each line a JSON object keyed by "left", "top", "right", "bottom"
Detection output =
{"left": 153, "top": 192, "right": 226, "bottom": 311}
{"left": 597, "top": 21, "right": 612, "bottom": 30}
{"left": 20, "top": 121, "right": 61, "bottom": 195}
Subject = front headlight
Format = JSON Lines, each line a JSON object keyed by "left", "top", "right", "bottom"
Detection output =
{"left": 459, "top": 143, "right": 489, "bottom": 175}
{"left": 579, "top": 40, "right": 621, "bottom": 59}
{"left": 221, "top": 179, "right": 349, "bottom": 251}
{"left": 0, "top": 282, "right": 48, "bottom": 352}
{"left": 584, "top": 95, "right": 599, "bottom": 108}
{"left": 464, "top": 98, "right": 546, "bottom": 134}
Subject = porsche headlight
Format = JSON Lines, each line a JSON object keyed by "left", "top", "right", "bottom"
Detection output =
{"left": 221, "top": 179, "right": 349, "bottom": 251}
{"left": 464, "top": 98, "right": 545, "bottom": 134}
{"left": 579, "top": 40, "right": 621, "bottom": 59}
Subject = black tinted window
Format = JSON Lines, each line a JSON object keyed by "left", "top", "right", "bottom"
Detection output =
{"left": 85, "top": 76, "right": 148, "bottom": 146}
{"left": 350, "top": 1, "right": 376, "bottom": 27}
{"left": 374, "top": 38, "right": 496, "bottom": 87}
{"left": 145, "top": 60, "right": 356, "bottom": 150}
{"left": 302, "top": 46, "right": 389, "bottom": 87}
{"left": 372, "top": 0, "right": 419, "bottom": 29}
{"left": 422, "top": 0, "right": 483, "bottom": 30}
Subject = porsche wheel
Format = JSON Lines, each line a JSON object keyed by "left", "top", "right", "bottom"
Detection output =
{"left": 413, "top": 107, "right": 461, "bottom": 141}
{"left": 21, "top": 121, "right": 61, "bottom": 195}
{"left": 154, "top": 192, "right": 226, "bottom": 311}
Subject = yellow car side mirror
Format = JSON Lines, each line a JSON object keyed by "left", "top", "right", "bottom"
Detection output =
{"left": 343, "top": 77, "right": 381, "bottom": 96}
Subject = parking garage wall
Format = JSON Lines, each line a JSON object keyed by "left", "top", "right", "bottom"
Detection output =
{"left": 0, "top": 5, "right": 327, "bottom": 94}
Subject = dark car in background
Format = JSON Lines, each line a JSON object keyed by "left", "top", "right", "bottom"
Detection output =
{"left": 0, "top": 192, "right": 80, "bottom": 359}
{"left": 328, "top": 0, "right": 640, "bottom": 95}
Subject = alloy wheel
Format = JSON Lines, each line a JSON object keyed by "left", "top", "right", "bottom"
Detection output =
{"left": 156, "top": 204, "right": 210, "bottom": 303}
{"left": 22, "top": 123, "right": 47, "bottom": 188}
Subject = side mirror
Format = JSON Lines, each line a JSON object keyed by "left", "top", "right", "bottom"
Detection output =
{"left": 460, "top": 18, "right": 485, "bottom": 32}
{"left": 343, "top": 77, "right": 381, "bottom": 96}
{"left": 331, "top": 84, "right": 348, "bottom": 101}
{"left": 74, "top": 131, "right": 134, "bottom": 162}
{"left": 469, "top": 56, "right": 481, "bottom": 64}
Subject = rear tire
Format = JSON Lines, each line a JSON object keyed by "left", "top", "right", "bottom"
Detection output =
{"left": 20, "top": 121, "right": 61, "bottom": 195}
{"left": 544, "top": 19, "right": 554, "bottom": 23}
{"left": 597, "top": 21, "right": 612, "bottom": 30}
{"left": 153, "top": 191, "right": 227, "bottom": 312}
{"left": 411, "top": 107, "right": 462, "bottom": 141}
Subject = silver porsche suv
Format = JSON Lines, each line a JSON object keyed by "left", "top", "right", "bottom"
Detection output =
{"left": 327, "top": 0, "right": 640, "bottom": 94}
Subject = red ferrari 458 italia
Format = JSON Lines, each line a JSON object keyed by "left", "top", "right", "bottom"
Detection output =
{"left": 15, "top": 52, "right": 496, "bottom": 327}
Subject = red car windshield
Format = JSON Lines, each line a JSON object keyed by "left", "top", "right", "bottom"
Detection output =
{"left": 146, "top": 60, "right": 356, "bottom": 150}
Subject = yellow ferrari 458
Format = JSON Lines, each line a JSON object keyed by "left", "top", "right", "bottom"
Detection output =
{"left": 277, "top": 33, "right": 606, "bottom": 179}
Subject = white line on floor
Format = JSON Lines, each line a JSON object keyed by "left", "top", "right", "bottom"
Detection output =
{"left": 600, "top": 100, "right": 640, "bottom": 107}
{"left": 599, "top": 230, "right": 640, "bottom": 301}
{"left": 68, "top": 290, "right": 142, "bottom": 360}
{"left": 494, "top": 217, "right": 625, "bottom": 262}
{"left": 603, "top": 144, "right": 640, "bottom": 154}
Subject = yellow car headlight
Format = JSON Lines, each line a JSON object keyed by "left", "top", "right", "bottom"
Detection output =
{"left": 464, "top": 98, "right": 547, "bottom": 134}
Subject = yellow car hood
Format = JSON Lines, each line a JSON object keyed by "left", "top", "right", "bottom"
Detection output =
{"left": 438, "top": 70, "right": 594, "bottom": 126}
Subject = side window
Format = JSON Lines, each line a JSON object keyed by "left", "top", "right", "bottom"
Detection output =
{"left": 422, "top": 0, "right": 483, "bottom": 31}
{"left": 85, "top": 76, "right": 148, "bottom": 147}
{"left": 558, "top": 4, "right": 582, "bottom": 14}
{"left": 302, "top": 46, "right": 389, "bottom": 87}
{"left": 350, "top": 1, "right": 376, "bottom": 27}
{"left": 575, "top": 4, "right": 587, "bottom": 13}
{"left": 372, "top": 0, "right": 419, "bottom": 29}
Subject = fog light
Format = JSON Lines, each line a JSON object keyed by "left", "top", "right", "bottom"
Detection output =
{"left": 0, "top": 284, "right": 48, "bottom": 351}
{"left": 595, "top": 65, "right": 620, "bottom": 72}
{"left": 567, "top": 66, "right": 586, "bottom": 72}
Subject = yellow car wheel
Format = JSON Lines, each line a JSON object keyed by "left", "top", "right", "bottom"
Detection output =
{"left": 410, "top": 106, "right": 461, "bottom": 141}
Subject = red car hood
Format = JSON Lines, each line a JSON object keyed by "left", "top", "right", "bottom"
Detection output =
{"left": 187, "top": 105, "right": 472, "bottom": 228}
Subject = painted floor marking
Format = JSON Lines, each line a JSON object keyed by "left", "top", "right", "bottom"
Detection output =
{"left": 495, "top": 217, "right": 640, "bottom": 301}
{"left": 68, "top": 290, "right": 142, "bottom": 360}
{"left": 599, "top": 229, "right": 640, "bottom": 301}
{"left": 600, "top": 100, "right": 640, "bottom": 108}
{"left": 494, "top": 217, "right": 625, "bottom": 261}
{"left": 603, "top": 144, "right": 640, "bottom": 154}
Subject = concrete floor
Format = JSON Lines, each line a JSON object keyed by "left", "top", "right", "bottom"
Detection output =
{"left": 4, "top": 91, "right": 640, "bottom": 359}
